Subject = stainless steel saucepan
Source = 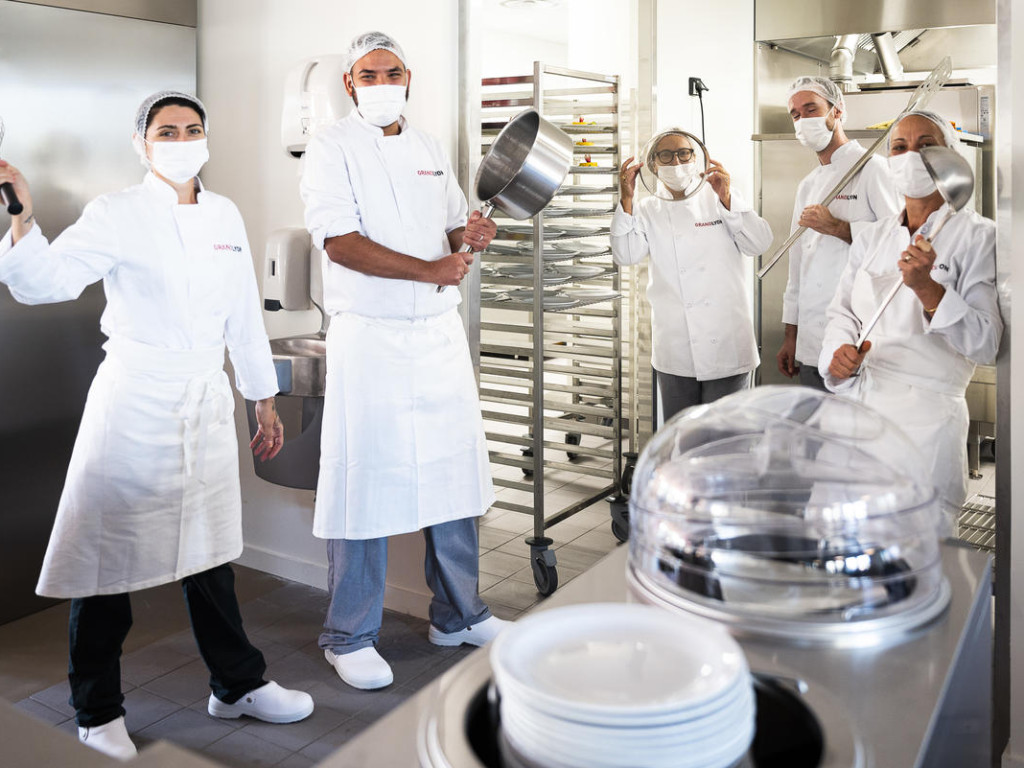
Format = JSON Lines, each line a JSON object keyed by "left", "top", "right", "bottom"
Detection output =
{"left": 437, "top": 108, "right": 573, "bottom": 292}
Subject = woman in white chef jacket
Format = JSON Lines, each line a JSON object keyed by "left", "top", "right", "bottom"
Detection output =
{"left": 0, "top": 91, "right": 313, "bottom": 760}
{"left": 819, "top": 110, "right": 1002, "bottom": 519}
{"left": 611, "top": 129, "right": 773, "bottom": 421}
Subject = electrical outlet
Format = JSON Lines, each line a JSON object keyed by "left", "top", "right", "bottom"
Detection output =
{"left": 688, "top": 77, "right": 709, "bottom": 96}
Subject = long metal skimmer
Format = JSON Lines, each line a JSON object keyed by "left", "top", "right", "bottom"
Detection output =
{"left": 756, "top": 56, "right": 952, "bottom": 280}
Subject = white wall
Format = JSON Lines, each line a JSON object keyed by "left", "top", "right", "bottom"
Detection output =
{"left": 655, "top": 0, "right": 756, "bottom": 207}
{"left": 196, "top": 0, "right": 459, "bottom": 611}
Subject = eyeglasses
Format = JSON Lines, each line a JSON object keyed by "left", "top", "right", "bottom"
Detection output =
{"left": 655, "top": 148, "right": 696, "bottom": 163}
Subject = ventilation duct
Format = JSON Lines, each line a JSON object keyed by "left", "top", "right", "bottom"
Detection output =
{"left": 829, "top": 34, "right": 860, "bottom": 92}
{"left": 871, "top": 32, "right": 905, "bottom": 82}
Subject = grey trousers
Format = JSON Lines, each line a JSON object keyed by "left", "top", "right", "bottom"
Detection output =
{"left": 656, "top": 369, "right": 750, "bottom": 423}
{"left": 798, "top": 363, "right": 828, "bottom": 392}
{"left": 319, "top": 516, "right": 491, "bottom": 654}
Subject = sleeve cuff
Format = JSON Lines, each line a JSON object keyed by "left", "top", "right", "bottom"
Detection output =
{"left": 228, "top": 337, "right": 280, "bottom": 401}
{"left": 610, "top": 204, "right": 639, "bottom": 236}
{"left": 925, "top": 288, "right": 967, "bottom": 331}
{"left": 0, "top": 225, "right": 47, "bottom": 282}
{"left": 781, "top": 303, "right": 798, "bottom": 325}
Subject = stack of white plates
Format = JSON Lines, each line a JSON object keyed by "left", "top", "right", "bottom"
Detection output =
{"left": 490, "top": 603, "right": 755, "bottom": 768}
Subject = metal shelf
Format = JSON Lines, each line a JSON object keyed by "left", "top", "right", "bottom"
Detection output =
{"left": 476, "top": 63, "right": 624, "bottom": 596}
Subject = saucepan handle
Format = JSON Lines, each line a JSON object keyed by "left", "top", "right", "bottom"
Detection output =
{"left": 436, "top": 202, "right": 496, "bottom": 293}
{"left": 1, "top": 182, "right": 23, "bottom": 216}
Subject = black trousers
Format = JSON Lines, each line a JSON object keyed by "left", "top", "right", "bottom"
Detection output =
{"left": 68, "top": 563, "right": 267, "bottom": 727}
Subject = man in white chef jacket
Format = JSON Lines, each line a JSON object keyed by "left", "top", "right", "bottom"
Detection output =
{"left": 300, "top": 31, "right": 507, "bottom": 690}
{"left": 777, "top": 76, "right": 900, "bottom": 389}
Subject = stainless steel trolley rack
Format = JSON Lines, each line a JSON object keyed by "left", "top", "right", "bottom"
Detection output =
{"left": 476, "top": 63, "right": 624, "bottom": 595}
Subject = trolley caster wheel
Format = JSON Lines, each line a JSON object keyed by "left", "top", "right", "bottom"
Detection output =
{"left": 609, "top": 494, "right": 629, "bottom": 543}
{"left": 621, "top": 452, "right": 638, "bottom": 497}
{"left": 532, "top": 558, "right": 558, "bottom": 596}
{"left": 527, "top": 539, "right": 558, "bottom": 597}
{"left": 521, "top": 447, "right": 533, "bottom": 477}
{"left": 565, "top": 431, "right": 581, "bottom": 461}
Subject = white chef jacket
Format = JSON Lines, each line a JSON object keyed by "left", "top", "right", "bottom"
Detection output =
{"left": 300, "top": 111, "right": 494, "bottom": 540}
{"left": 302, "top": 112, "right": 468, "bottom": 320}
{"left": 782, "top": 141, "right": 900, "bottom": 365}
{"left": 818, "top": 205, "right": 1001, "bottom": 512}
{"left": 0, "top": 173, "right": 278, "bottom": 597}
{"left": 610, "top": 184, "right": 772, "bottom": 380}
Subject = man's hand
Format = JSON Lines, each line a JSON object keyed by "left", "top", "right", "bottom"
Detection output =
{"left": 828, "top": 341, "right": 871, "bottom": 380}
{"left": 462, "top": 209, "right": 497, "bottom": 252}
{"left": 776, "top": 325, "right": 799, "bottom": 378}
{"left": 432, "top": 251, "right": 474, "bottom": 287}
{"left": 798, "top": 204, "right": 852, "bottom": 244}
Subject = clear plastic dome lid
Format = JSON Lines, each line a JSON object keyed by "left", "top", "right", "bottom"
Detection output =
{"left": 631, "top": 386, "right": 939, "bottom": 529}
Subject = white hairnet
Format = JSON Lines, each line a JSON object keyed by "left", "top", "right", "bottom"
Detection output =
{"left": 345, "top": 31, "right": 408, "bottom": 72}
{"left": 132, "top": 90, "right": 208, "bottom": 168}
{"left": 134, "top": 90, "right": 208, "bottom": 137}
{"left": 786, "top": 76, "right": 846, "bottom": 121}
{"left": 888, "top": 110, "right": 960, "bottom": 152}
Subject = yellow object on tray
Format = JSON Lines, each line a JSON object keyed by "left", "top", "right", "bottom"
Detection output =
{"left": 866, "top": 120, "right": 894, "bottom": 130}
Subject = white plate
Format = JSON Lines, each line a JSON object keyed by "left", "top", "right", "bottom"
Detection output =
{"left": 550, "top": 265, "right": 607, "bottom": 279}
{"left": 505, "top": 290, "right": 580, "bottom": 310}
{"left": 480, "top": 290, "right": 508, "bottom": 302}
{"left": 490, "top": 603, "right": 749, "bottom": 718}
{"left": 514, "top": 242, "right": 582, "bottom": 259}
{"left": 565, "top": 287, "right": 620, "bottom": 302}
{"left": 498, "top": 224, "right": 567, "bottom": 237}
{"left": 495, "top": 266, "right": 572, "bottom": 284}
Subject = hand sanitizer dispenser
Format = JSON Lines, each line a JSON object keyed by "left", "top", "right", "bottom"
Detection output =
{"left": 263, "top": 228, "right": 312, "bottom": 311}
{"left": 281, "top": 54, "right": 351, "bottom": 157}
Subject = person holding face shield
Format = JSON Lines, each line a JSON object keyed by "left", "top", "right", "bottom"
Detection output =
{"left": 819, "top": 110, "right": 1001, "bottom": 517}
{"left": 777, "top": 76, "right": 900, "bottom": 389}
{"left": 0, "top": 91, "right": 314, "bottom": 759}
{"left": 611, "top": 129, "right": 773, "bottom": 421}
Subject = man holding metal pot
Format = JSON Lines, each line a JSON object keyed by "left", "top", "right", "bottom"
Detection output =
{"left": 300, "top": 31, "right": 507, "bottom": 692}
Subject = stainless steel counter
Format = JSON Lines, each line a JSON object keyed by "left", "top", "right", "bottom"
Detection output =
{"left": 320, "top": 541, "right": 992, "bottom": 768}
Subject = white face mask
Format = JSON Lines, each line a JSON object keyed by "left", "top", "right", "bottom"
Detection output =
{"left": 148, "top": 139, "right": 209, "bottom": 183}
{"left": 888, "top": 151, "right": 938, "bottom": 198}
{"left": 794, "top": 112, "right": 835, "bottom": 152}
{"left": 657, "top": 163, "right": 697, "bottom": 192}
{"left": 354, "top": 84, "right": 407, "bottom": 128}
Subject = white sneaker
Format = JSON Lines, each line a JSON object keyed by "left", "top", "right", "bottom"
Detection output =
{"left": 428, "top": 616, "right": 511, "bottom": 647}
{"left": 325, "top": 647, "right": 394, "bottom": 690}
{"left": 78, "top": 716, "right": 137, "bottom": 761}
{"left": 207, "top": 681, "right": 314, "bottom": 724}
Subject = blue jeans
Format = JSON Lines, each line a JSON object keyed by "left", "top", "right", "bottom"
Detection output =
{"left": 319, "top": 517, "right": 491, "bottom": 654}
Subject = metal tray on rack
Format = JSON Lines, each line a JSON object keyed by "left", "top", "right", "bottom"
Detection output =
{"left": 496, "top": 224, "right": 567, "bottom": 239}
{"left": 495, "top": 265, "right": 574, "bottom": 284}
{"left": 480, "top": 289, "right": 510, "bottom": 302}
{"left": 571, "top": 144, "right": 616, "bottom": 153}
{"left": 544, "top": 205, "right": 616, "bottom": 218}
{"left": 557, "top": 184, "right": 618, "bottom": 195}
{"left": 506, "top": 289, "right": 580, "bottom": 309}
{"left": 564, "top": 287, "right": 620, "bottom": 302}
{"left": 549, "top": 264, "right": 608, "bottom": 279}
{"left": 559, "top": 123, "right": 616, "bottom": 133}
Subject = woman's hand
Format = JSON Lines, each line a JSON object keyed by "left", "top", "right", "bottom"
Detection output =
{"left": 618, "top": 156, "right": 641, "bottom": 214}
{"left": 703, "top": 158, "right": 731, "bottom": 209}
{"left": 897, "top": 235, "right": 946, "bottom": 316}
{"left": 251, "top": 397, "right": 284, "bottom": 462}
{"left": 0, "top": 160, "right": 35, "bottom": 243}
{"left": 828, "top": 341, "right": 871, "bottom": 381}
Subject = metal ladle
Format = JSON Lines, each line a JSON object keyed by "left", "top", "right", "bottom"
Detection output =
{"left": 854, "top": 145, "right": 975, "bottom": 350}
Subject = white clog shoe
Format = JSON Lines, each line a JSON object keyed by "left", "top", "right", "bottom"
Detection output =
{"left": 78, "top": 715, "right": 137, "bottom": 761}
{"left": 428, "top": 615, "right": 511, "bottom": 647}
{"left": 325, "top": 647, "right": 394, "bottom": 690}
{"left": 207, "top": 680, "right": 314, "bottom": 723}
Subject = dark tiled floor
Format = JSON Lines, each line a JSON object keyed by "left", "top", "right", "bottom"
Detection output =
{"left": 1, "top": 491, "right": 622, "bottom": 766}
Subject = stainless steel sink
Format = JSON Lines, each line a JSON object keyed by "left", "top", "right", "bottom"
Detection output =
{"left": 244, "top": 334, "right": 328, "bottom": 490}
{"left": 271, "top": 335, "right": 327, "bottom": 397}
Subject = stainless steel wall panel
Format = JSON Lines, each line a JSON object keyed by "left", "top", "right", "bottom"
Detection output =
{"left": 8, "top": 0, "right": 196, "bottom": 26}
{"left": 755, "top": 0, "right": 995, "bottom": 42}
{"left": 0, "top": 0, "right": 195, "bottom": 623}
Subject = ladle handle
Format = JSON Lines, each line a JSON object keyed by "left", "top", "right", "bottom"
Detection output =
{"left": 854, "top": 210, "right": 955, "bottom": 351}
{"left": 436, "top": 202, "right": 496, "bottom": 293}
{"left": 1, "top": 182, "right": 23, "bottom": 216}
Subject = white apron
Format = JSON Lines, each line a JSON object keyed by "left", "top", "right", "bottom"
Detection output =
{"left": 313, "top": 308, "right": 494, "bottom": 540}
{"left": 847, "top": 269, "right": 970, "bottom": 517}
{"left": 36, "top": 337, "right": 241, "bottom": 598}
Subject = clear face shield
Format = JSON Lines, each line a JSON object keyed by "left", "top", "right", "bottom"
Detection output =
{"left": 638, "top": 129, "right": 710, "bottom": 201}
